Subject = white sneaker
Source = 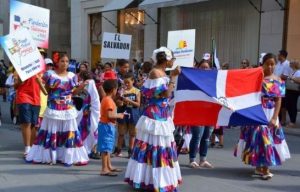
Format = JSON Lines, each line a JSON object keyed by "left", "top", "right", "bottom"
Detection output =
{"left": 13, "top": 117, "right": 17, "bottom": 125}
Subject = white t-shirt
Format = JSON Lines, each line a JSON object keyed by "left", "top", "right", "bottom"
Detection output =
{"left": 274, "top": 59, "right": 290, "bottom": 76}
{"left": 5, "top": 73, "right": 15, "bottom": 97}
{"left": 292, "top": 70, "right": 300, "bottom": 78}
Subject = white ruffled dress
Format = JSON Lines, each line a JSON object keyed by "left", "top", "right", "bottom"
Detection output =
{"left": 76, "top": 80, "right": 100, "bottom": 154}
{"left": 26, "top": 70, "right": 89, "bottom": 166}
{"left": 124, "top": 77, "right": 182, "bottom": 192}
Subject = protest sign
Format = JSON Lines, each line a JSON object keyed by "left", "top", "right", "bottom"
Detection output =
{"left": 101, "top": 32, "right": 132, "bottom": 59}
{"left": 10, "top": 0, "right": 50, "bottom": 48}
{"left": 0, "top": 28, "right": 45, "bottom": 81}
{"left": 167, "top": 29, "right": 195, "bottom": 70}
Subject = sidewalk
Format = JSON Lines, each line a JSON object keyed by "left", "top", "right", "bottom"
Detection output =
{"left": 282, "top": 111, "right": 300, "bottom": 137}
{"left": 284, "top": 127, "right": 300, "bottom": 136}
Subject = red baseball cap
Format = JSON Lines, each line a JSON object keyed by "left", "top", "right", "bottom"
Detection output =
{"left": 103, "top": 70, "right": 117, "bottom": 80}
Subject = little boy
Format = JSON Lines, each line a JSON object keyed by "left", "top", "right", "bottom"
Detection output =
{"left": 98, "top": 79, "right": 124, "bottom": 176}
{"left": 115, "top": 72, "right": 140, "bottom": 158}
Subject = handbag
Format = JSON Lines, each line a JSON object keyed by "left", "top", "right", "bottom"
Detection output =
{"left": 286, "top": 79, "right": 300, "bottom": 91}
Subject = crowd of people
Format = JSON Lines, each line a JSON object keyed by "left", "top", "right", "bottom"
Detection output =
{"left": 0, "top": 47, "right": 297, "bottom": 191}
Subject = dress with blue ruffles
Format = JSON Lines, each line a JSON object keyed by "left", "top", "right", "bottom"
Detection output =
{"left": 26, "top": 70, "right": 89, "bottom": 166}
{"left": 235, "top": 78, "right": 291, "bottom": 167}
{"left": 124, "top": 76, "right": 182, "bottom": 192}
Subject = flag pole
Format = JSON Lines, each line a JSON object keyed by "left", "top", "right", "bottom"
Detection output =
{"left": 211, "top": 37, "right": 214, "bottom": 67}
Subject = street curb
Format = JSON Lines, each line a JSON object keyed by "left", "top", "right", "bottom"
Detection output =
{"left": 284, "top": 128, "right": 300, "bottom": 137}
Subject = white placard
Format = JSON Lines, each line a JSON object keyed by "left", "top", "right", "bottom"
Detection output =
{"left": 10, "top": 0, "right": 50, "bottom": 48}
{"left": 167, "top": 29, "right": 195, "bottom": 70}
{"left": 0, "top": 28, "right": 45, "bottom": 81}
{"left": 101, "top": 32, "right": 132, "bottom": 59}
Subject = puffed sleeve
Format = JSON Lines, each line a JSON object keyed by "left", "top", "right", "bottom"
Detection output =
{"left": 141, "top": 77, "right": 169, "bottom": 99}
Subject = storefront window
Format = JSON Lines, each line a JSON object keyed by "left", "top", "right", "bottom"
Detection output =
{"left": 120, "top": 8, "right": 144, "bottom": 62}
{"left": 90, "top": 13, "right": 101, "bottom": 68}
{"left": 0, "top": 23, "right": 3, "bottom": 60}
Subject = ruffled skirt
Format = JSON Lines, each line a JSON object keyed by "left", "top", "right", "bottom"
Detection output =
{"left": 26, "top": 114, "right": 89, "bottom": 166}
{"left": 77, "top": 110, "right": 98, "bottom": 154}
{"left": 124, "top": 115, "right": 182, "bottom": 192}
{"left": 235, "top": 125, "right": 290, "bottom": 167}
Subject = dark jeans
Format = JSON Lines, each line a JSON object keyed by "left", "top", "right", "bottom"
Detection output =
{"left": 286, "top": 90, "right": 300, "bottom": 123}
{"left": 189, "top": 126, "right": 212, "bottom": 162}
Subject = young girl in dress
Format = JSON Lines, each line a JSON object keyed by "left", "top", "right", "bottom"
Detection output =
{"left": 235, "top": 53, "right": 291, "bottom": 180}
{"left": 26, "top": 54, "right": 89, "bottom": 166}
{"left": 76, "top": 71, "right": 100, "bottom": 156}
{"left": 125, "top": 47, "right": 182, "bottom": 191}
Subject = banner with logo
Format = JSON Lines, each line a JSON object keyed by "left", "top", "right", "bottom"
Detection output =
{"left": 9, "top": 0, "right": 50, "bottom": 48}
{"left": 101, "top": 32, "right": 132, "bottom": 59}
{"left": 167, "top": 29, "right": 195, "bottom": 70}
{"left": 0, "top": 28, "right": 45, "bottom": 81}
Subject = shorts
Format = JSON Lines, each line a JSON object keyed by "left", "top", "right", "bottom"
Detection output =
{"left": 97, "top": 122, "right": 116, "bottom": 153}
{"left": 18, "top": 104, "right": 40, "bottom": 125}
{"left": 118, "top": 123, "right": 136, "bottom": 137}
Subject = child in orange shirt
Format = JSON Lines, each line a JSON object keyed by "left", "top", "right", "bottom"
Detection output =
{"left": 98, "top": 79, "right": 124, "bottom": 176}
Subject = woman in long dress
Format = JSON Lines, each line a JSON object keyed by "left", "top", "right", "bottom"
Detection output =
{"left": 235, "top": 53, "right": 290, "bottom": 180}
{"left": 26, "top": 54, "right": 89, "bottom": 166}
{"left": 125, "top": 47, "right": 182, "bottom": 191}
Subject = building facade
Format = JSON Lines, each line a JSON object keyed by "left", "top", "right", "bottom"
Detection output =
{"left": 70, "top": 0, "right": 299, "bottom": 68}
{"left": 0, "top": 0, "right": 70, "bottom": 61}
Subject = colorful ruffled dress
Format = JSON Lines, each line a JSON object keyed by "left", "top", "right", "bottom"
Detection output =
{"left": 76, "top": 79, "right": 100, "bottom": 154}
{"left": 125, "top": 76, "right": 182, "bottom": 192}
{"left": 26, "top": 70, "right": 89, "bottom": 166}
{"left": 235, "top": 79, "right": 291, "bottom": 167}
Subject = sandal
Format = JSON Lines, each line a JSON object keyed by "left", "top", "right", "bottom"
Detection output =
{"left": 199, "top": 161, "right": 214, "bottom": 168}
{"left": 262, "top": 172, "right": 273, "bottom": 180}
{"left": 189, "top": 161, "right": 199, "bottom": 168}
{"left": 286, "top": 123, "right": 296, "bottom": 128}
{"left": 110, "top": 168, "right": 122, "bottom": 172}
{"left": 252, "top": 170, "right": 263, "bottom": 178}
{"left": 100, "top": 172, "right": 118, "bottom": 177}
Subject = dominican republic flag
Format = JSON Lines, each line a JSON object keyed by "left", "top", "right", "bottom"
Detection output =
{"left": 173, "top": 67, "right": 268, "bottom": 126}
{"left": 13, "top": 15, "right": 21, "bottom": 30}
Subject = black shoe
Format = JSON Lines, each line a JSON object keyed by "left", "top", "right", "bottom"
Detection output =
{"left": 113, "top": 147, "right": 119, "bottom": 154}
{"left": 127, "top": 149, "right": 132, "bottom": 158}
{"left": 89, "top": 152, "right": 101, "bottom": 159}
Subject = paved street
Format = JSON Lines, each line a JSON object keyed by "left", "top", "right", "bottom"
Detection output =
{"left": 0, "top": 100, "right": 299, "bottom": 192}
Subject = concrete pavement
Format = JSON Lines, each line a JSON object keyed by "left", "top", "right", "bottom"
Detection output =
{"left": 0, "top": 100, "right": 300, "bottom": 192}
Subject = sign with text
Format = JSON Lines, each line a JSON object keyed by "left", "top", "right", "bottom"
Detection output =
{"left": 10, "top": 0, "right": 50, "bottom": 48}
{"left": 167, "top": 29, "right": 195, "bottom": 70}
{"left": 0, "top": 28, "right": 45, "bottom": 81}
{"left": 101, "top": 32, "right": 132, "bottom": 59}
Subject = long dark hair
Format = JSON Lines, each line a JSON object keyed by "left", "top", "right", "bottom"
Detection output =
{"left": 195, "top": 59, "right": 211, "bottom": 68}
{"left": 79, "top": 71, "right": 93, "bottom": 81}
{"left": 262, "top": 53, "right": 277, "bottom": 64}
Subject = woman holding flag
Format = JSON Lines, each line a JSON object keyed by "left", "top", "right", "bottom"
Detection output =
{"left": 235, "top": 53, "right": 290, "bottom": 180}
{"left": 188, "top": 59, "right": 214, "bottom": 168}
{"left": 124, "top": 47, "right": 182, "bottom": 191}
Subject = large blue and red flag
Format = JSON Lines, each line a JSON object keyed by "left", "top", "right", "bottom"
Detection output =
{"left": 174, "top": 67, "right": 268, "bottom": 126}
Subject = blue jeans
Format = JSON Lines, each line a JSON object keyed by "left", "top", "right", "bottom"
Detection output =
{"left": 189, "top": 126, "right": 212, "bottom": 162}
